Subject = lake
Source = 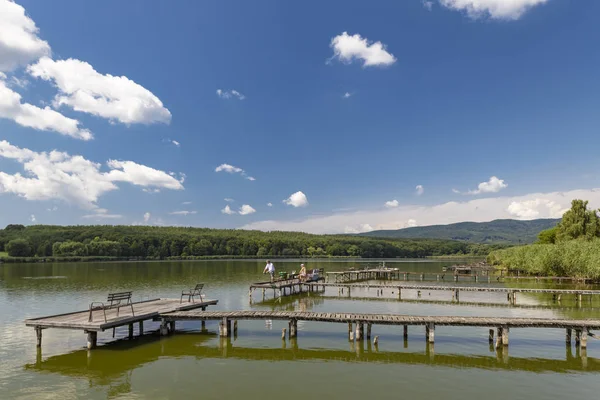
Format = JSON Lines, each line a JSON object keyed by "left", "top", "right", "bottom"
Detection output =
{"left": 1, "top": 259, "right": 599, "bottom": 399}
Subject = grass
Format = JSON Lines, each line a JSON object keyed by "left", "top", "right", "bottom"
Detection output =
{"left": 0, "top": 251, "right": 7, "bottom": 257}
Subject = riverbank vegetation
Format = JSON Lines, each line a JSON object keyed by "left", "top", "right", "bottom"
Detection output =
{"left": 488, "top": 200, "right": 600, "bottom": 278}
{"left": 0, "top": 225, "right": 504, "bottom": 262}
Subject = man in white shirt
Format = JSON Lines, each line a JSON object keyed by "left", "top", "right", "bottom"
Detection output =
{"left": 263, "top": 260, "right": 275, "bottom": 282}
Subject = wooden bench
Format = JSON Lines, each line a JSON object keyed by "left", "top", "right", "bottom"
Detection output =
{"left": 88, "top": 291, "right": 135, "bottom": 322}
{"left": 181, "top": 284, "right": 204, "bottom": 303}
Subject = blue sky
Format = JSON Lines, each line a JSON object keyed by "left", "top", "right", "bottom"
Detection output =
{"left": 1, "top": 0, "right": 600, "bottom": 233}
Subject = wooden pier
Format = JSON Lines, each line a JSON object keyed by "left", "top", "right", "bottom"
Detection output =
{"left": 249, "top": 276, "right": 325, "bottom": 301}
{"left": 161, "top": 310, "right": 600, "bottom": 350}
{"left": 305, "top": 282, "right": 600, "bottom": 305}
{"left": 25, "top": 298, "right": 218, "bottom": 349}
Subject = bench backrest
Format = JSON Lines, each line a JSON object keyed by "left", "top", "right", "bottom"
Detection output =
{"left": 108, "top": 291, "right": 132, "bottom": 303}
{"left": 193, "top": 284, "right": 204, "bottom": 293}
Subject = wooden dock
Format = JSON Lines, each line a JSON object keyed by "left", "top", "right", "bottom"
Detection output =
{"left": 25, "top": 298, "right": 218, "bottom": 349}
{"left": 304, "top": 282, "right": 600, "bottom": 305}
{"left": 249, "top": 276, "right": 325, "bottom": 301}
{"left": 160, "top": 310, "right": 600, "bottom": 350}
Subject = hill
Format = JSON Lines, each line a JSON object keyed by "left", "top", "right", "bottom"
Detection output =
{"left": 358, "top": 219, "right": 559, "bottom": 244}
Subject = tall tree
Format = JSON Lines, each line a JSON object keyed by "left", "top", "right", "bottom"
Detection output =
{"left": 556, "top": 199, "right": 600, "bottom": 242}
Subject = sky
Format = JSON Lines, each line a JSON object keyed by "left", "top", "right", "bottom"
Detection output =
{"left": 1, "top": 0, "right": 600, "bottom": 233}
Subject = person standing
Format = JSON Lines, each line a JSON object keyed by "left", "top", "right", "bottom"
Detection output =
{"left": 263, "top": 259, "right": 275, "bottom": 282}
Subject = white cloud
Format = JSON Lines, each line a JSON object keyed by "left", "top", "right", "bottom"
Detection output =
{"left": 416, "top": 185, "right": 424, "bottom": 196}
{"left": 82, "top": 212, "right": 122, "bottom": 219}
{"left": 182, "top": 201, "right": 192, "bottom": 205}
{"left": 171, "top": 140, "right": 180, "bottom": 147}
{"left": 143, "top": 212, "right": 151, "bottom": 222}
{"left": 246, "top": 176, "right": 256, "bottom": 181}
{"left": 343, "top": 92, "right": 352, "bottom": 99}
{"left": 283, "top": 191, "right": 309, "bottom": 208}
{"left": 29, "top": 214, "right": 36, "bottom": 222}
{"left": 10, "top": 76, "right": 28, "bottom": 88}
{"left": 216, "top": 89, "right": 245, "bottom": 100}
{"left": 142, "top": 188, "right": 160, "bottom": 193}
{"left": 329, "top": 32, "right": 396, "bottom": 67}
{"left": 221, "top": 205, "right": 235, "bottom": 215}
{"left": 0, "top": 0, "right": 50, "bottom": 72}
{"left": 46, "top": 206, "right": 57, "bottom": 212}
{"left": 423, "top": 1, "right": 434, "bottom": 11}
{"left": 267, "top": 202, "right": 273, "bottom": 207}
{"left": 452, "top": 188, "right": 461, "bottom": 194}
{"left": 169, "top": 210, "right": 197, "bottom": 216}
{"left": 344, "top": 224, "right": 374, "bottom": 234}
{"left": 439, "top": 0, "right": 548, "bottom": 20}
{"left": 0, "top": 78, "right": 92, "bottom": 140}
{"left": 238, "top": 204, "right": 256, "bottom": 215}
{"left": 407, "top": 218, "right": 418, "bottom": 228}
{"left": 384, "top": 199, "right": 399, "bottom": 208}
{"left": 240, "top": 188, "right": 600, "bottom": 234}
{"left": 0, "top": 140, "right": 183, "bottom": 210}
{"left": 224, "top": 198, "right": 234, "bottom": 203}
{"left": 507, "top": 199, "right": 566, "bottom": 219}
{"left": 467, "top": 176, "right": 508, "bottom": 195}
{"left": 215, "top": 163, "right": 244, "bottom": 174}
{"left": 27, "top": 57, "right": 171, "bottom": 125}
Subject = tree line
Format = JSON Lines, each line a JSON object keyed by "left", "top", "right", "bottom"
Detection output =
{"left": 0, "top": 224, "right": 502, "bottom": 260}
{"left": 488, "top": 199, "right": 600, "bottom": 278}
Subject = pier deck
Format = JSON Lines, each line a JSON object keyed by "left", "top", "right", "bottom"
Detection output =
{"left": 25, "top": 298, "right": 218, "bottom": 349}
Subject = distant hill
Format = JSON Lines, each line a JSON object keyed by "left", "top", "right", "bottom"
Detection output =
{"left": 358, "top": 219, "right": 560, "bottom": 244}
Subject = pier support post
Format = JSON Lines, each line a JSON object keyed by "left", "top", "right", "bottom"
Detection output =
{"left": 454, "top": 289, "right": 460, "bottom": 302}
{"left": 581, "top": 327, "right": 588, "bottom": 349}
{"left": 403, "top": 325, "right": 408, "bottom": 340}
{"left": 219, "top": 317, "right": 229, "bottom": 337}
{"left": 575, "top": 329, "right": 581, "bottom": 346}
{"left": 128, "top": 323, "right": 134, "bottom": 339}
{"left": 35, "top": 327, "right": 42, "bottom": 348}
{"left": 512, "top": 292, "right": 517, "bottom": 305}
{"left": 289, "top": 319, "right": 297, "bottom": 338}
{"left": 201, "top": 320, "right": 206, "bottom": 330}
{"left": 234, "top": 320, "right": 238, "bottom": 336}
{"left": 566, "top": 328, "right": 572, "bottom": 345}
{"left": 495, "top": 327, "right": 506, "bottom": 349}
{"left": 86, "top": 331, "right": 97, "bottom": 350}
{"left": 356, "top": 322, "right": 363, "bottom": 341}
{"left": 367, "top": 323, "right": 372, "bottom": 340}
{"left": 502, "top": 326, "right": 509, "bottom": 346}
{"left": 489, "top": 329, "right": 494, "bottom": 344}
{"left": 169, "top": 321, "right": 176, "bottom": 334}
{"left": 160, "top": 320, "right": 169, "bottom": 336}
{"left": 139, "top": 321, "right": 143, "bottom": 335}
{"left": 398, "top": 288, "right": 402, "bottom": 300}
{"left": 426, "top": 323, "right": 435, "bottom": 343}
{"left": 348, "top": 323, "right": 353, "bottom": 341}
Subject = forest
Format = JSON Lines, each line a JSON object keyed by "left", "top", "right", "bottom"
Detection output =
{"left": 0, "top": 224, "right": 502, "bottom": 261}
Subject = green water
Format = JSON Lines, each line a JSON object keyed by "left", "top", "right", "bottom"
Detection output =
{"left": 1, "top": 259, "right": 600, "bottom": 399}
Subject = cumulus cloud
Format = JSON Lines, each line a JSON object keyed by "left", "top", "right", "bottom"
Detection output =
{"left": 169, "top": 210, "right": 197, "bottom": 216}
{"left": 216, "top": 89, "right": 245, "bottom": 100}
{"left": 29, "top": 214, "right": 36, "bottom": 222}
{"left": 0, "top": 140, "right": 183, "bottom": 210}
{"left": 246, "top": 176, "right": 256, "bottom": 181}
{"left": 0, "top": 78, "right": 92, "bottom": 140}
{"left": 0, "top": 0, "right": 50, "bottom": 72}
{"left": 267, "top": 202, "right": 273, "bottom": 207}
{"left": 224, "top": 198, "right": 234, "bottom": 203}
{"left": 171, "top": 140, "right": 180, "bottom": 147}
{"left": 143, "top": 212, "right": 151, "bottom": 222}
{"left": 27, "top": 57, "right": 171, "bottom": 125}
{"left": 467, "top": 176, "right": 507, "bottom": 195}
{"left": 240, "top": 188, "right": 600, "bottom": 234}
{"left": 416, "top": 185, "right": 424, "bottom": 196}
{"left": 283, "top": 191, "right": 309, "bottom": 207}
{"left": 221, "top": 205, "right": 235, "bottom": 215}
{"left": 344, "top": 224, "right": 374, "bottom": 234}
{"left": 238, "top": 204, "right": 256, "bottom": 215}
{"left": 439, "top": 0, "right": 548, "bottom": 20}
{"left": 215, "top": 163, "right": 243, "bottom": 174}
{"left": 507, "top": 199, "right": 566, "bottom": 219}
{"left": 423, "top": 1, "right": 434, "bottom": 11}
{"left": 385, "top": 199, "right": 399, "bottom": 208}
{"left": 329, "top": 32, "right": 396, "bottom": 67}
{"left": 343, "top": 92, "right": 352, "bottom": 99}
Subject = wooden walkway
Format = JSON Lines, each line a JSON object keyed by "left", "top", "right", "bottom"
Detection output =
{"left": 25, "top": 298, "right": 218, "bottom": 349}
{"left": 249, "top": 277, "right": 325, "bottom": 300}
{"left": 304, "top": 282, "right": 600, "bottom": 305}
{"left": 161, "top": 310, "right": 600, "bottom": 349}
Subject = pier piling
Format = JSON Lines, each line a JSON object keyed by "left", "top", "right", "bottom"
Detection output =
{"left": 86, "top": 331, "right": 97, "bottom": 350}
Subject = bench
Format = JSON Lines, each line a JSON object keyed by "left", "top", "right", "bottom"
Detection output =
{"left": 88, "top": 291, "right": 135, "bottom": 323}
{"left": 181, "top": 283, "right": 204, "bottom": 303}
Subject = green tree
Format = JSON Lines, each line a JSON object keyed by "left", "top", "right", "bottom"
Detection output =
{"left": 537, "top": 227, "right": 557, "bottom": 244}
{"left": 6, "top": 239, "right": 33, "bottom": 257}
{"left": 556, "top": 200, "right": 600, "bottom": 242}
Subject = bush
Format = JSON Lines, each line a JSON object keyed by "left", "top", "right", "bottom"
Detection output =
{"left": 6, "top": 239, "right": 33, "bottom": 257}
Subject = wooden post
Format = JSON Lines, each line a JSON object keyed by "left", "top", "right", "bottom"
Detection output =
{"left": 139, "top": 321, "right": 144, "bottom": 335}
{"left": 201, "top": 320, "right": 206, "bottom": 330}
{"left": 426, "top": 323, "right": 435, "bottom": 343}
{"left": 512, "top": 292, "right": 517, "bottom": 305}
{"left": 227, "top": 319, "right": 232, "bottom": 337}
{"left": 367, "top": 323, "right": 372, "bottom": 340}
{"left": 160, "top": 320, "right": 169, "bottom": 336}
{"left": 566, "top": 328, "right": 572, "bottom": 345}
{"left": 289, "top": 319, "right": 297, "bottom": 338}
{"left": 488, "top": 329, "right": 494, "bottom": 344}
{"left": 234, "top": 320, "right": 238, "bottom": 335}
{"left": 220, "top": 317, "right": 228, "bottom": 337}
{"left": 495, "top": 327, "right": 503, "bottom": 349}
{"left": 403, "top": 325, "right": 408, "bottom": 340}
{"left": 128, "top": 323, "right": 134, "bottom": 339}
{"left": 454, "top": 275, "right": 458, "bottom": 282}
{"left": 348, "top": 322, "right": 353, "bottom": 341}
{"left": 398, "top": 288, "right": 402, "bottom": 300}
{"left": 502, "top": 326, "right": 509, "bottom": 346}
{"left": 35, "top": 327, "right": 42, "bottom": 348}
{"left": 86, "top": 331, "right": 97, "bottom": 350}
{"left": 575, "top": 329, "right": 581, "bottom": 346}
{"left": 282, "top": 328, "right": 286, "bottom": 340}
{"left": 455, "top": 289, "right": 460, "bottom": 302}
{"left": 355, "top": 322, "right": 363, "bottom": 341}
{"left": 581, "top": 327, "right": 588, "bottom": 349}
{"left": 169, "top": 321, "right": 176, "bottom": 334}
